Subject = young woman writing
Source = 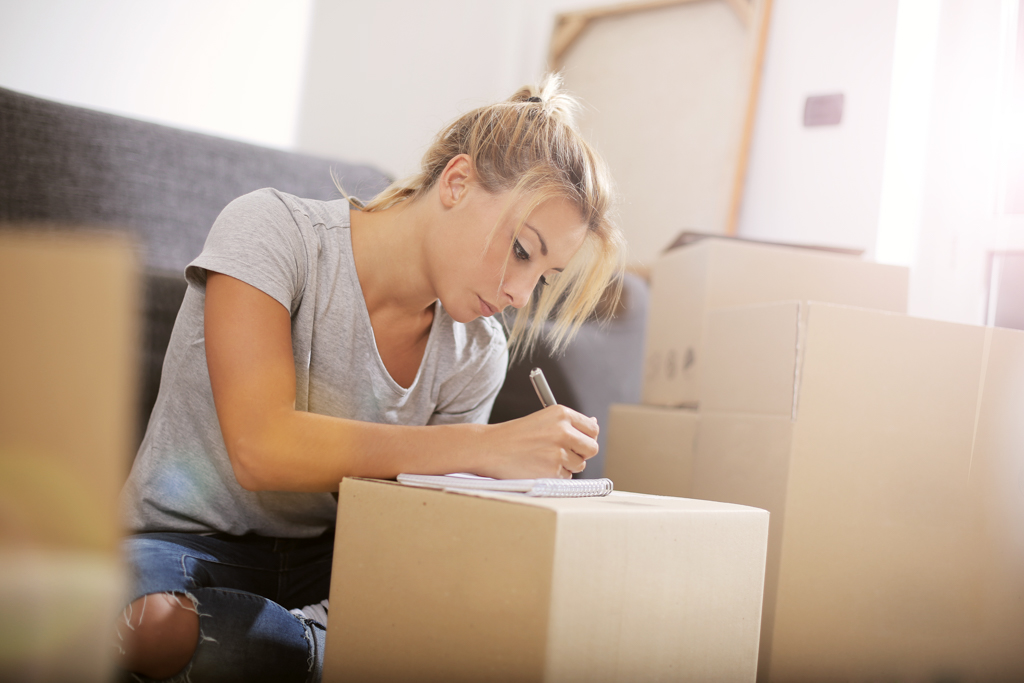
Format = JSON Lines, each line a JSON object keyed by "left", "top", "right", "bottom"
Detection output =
{"left": 115, "top": 75, "right": 624, "bottom": 682}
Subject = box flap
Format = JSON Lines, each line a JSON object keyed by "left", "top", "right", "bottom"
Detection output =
{"left": 702, "top": 300, "right": 802, "bottom": 416}
{"left": 705, "top": 239, "right": 909, "bottom": 313}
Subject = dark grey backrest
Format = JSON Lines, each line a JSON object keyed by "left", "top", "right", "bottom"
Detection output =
{"left": 0, "top": 86, "right": 391, "bottom": 274}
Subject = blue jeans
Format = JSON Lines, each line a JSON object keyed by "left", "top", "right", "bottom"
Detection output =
{"left": 120, "top": 530, "right": 333, "bottom": 683}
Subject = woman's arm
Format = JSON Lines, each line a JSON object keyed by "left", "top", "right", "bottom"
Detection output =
{"left": 205, "top": 272, "right": 598, "bottom": 492}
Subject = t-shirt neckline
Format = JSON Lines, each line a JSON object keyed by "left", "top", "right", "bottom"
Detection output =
{"left": 340, "top": 214, "right": 443, "bottom": 395}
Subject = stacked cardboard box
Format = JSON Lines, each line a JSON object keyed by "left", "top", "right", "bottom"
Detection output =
{"left": 325, "top": 478, "right": 769, "bottom": 683}
{"left": 605, "top": 237, "right": 1024, "bottom": 680}
{"left": 642, "top": 239, "right": 909, "bottom": 407}
{"left": 607, "top": 238, "right": 910, "bottom": 502}
{"left": 604, "top": 404, "right": 698, "bottom": 497}
{"left": 0, "top": 232, "right": 138, "bottom": 682}
{"left": 700, "top": 301, "right": 1024, "bottom": 680}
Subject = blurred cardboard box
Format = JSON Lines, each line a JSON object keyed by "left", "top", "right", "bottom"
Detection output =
{"left": 642, "top": 239, "right": 908, "bottom": 407}
{"left": 604, "top": 403, "right": 698, "bottom": 498}
{"left": 0, "top": 549, "right": 126, "bottom": 682}
{"left": 694, "top": 301, "right": 1024, "bottom": 681}
{"left": 324, "top": 478, "right": 769, "bottom": 683}
{"left": 0, "top": 230, "right": 137, "bottom": 682}
{"left": 0, "top": 230, "right": 138, "bottom": 553}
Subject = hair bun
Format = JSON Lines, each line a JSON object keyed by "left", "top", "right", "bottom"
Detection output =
{"left": 508, "top": 74, "right": 579, "bottom": 126}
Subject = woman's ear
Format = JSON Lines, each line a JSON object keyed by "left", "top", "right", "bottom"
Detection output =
{"left": 438, "top": 154, "right": 473, "bottom": 209}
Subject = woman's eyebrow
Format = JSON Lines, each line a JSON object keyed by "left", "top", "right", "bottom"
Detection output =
{"left": 524, "top": 223, "right": 548, "bottom": 256}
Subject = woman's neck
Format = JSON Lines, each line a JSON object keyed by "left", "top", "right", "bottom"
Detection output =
{"left": 348, "top": 196, "right": 438, "bottom": 319}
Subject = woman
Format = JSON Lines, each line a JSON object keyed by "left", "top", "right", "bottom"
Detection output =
{"left": 116, "top": 74, "right": 623, "bottom": 682}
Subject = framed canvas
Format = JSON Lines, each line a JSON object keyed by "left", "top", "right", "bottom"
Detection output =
{"left": 551, "top": 0, "right": 773, "bottom": 265}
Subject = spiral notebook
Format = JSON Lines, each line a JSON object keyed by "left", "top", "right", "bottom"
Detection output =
{"left": 396, "top": 473, "right": 614, "bottom": 498}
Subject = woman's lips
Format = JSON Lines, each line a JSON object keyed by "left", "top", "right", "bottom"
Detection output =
{"left": 478, "top": 296, "right": 499, "bottom": 317}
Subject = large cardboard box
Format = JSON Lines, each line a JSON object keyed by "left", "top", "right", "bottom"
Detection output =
{"left": 694, "top": 301, "right": 1024, "bottom": 681}
{"left": 603, "top": 403, "right": 698, "bottom": 498}
{"left": 0, "top": 231, "right": 138, "bottom": 553}
{"left": 642, "top": 239, "right": 909, "bottom": 407}
{"left": 0, "top": 231, "right": 137, "bottom": 681}
{"left": 324, "top": 478, "right": 769, "bottom": 683}
{"left": 0, "top": 549, "right": 126, "bottom": 682}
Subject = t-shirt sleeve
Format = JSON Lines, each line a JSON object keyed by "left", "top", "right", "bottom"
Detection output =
{"left": 185, "top": 188, "right": 308, "bottom": 314}
{"left": 428, "top": 329, "right": 509, "bottom": 426}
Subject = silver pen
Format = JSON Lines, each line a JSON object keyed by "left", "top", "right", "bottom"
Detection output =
{"left": 529, "top": 367, "right": 557, "bottom": 408}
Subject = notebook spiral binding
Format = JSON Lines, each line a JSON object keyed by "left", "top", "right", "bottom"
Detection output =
{"left": 528, "top": 478, "right": 614, "bottom": 497}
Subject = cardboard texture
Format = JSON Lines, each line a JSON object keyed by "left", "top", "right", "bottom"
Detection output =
{"left": 695, "top": 301, "right": 1024, "bottom": 681}
{"left": 0, "top": 231, "right": 138, "bottom": 554}
{"left": 324, "top": 478, "right": 769, "bottom": 683}
{"left": 642, "top": 239, "right": 909, "bottom": 407}
{"left": 0, "top": 231, "right": 137, "bottom": 682}
{"left": 603, "top": 404, "right": 698, "bottom": 498}
{"left": 0, "top": 550, "right": 126, "bottom": 682}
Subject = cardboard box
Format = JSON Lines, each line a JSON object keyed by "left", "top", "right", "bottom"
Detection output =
{"left": 324, "top": 478, "right": 769, "bottom": 683}
{"left": 603, "top": 403, "right": 698, "bottom": 498}
{"left": 0, "top": 231, "right": 135, "bottom": 682}
{"left": 642, "top": 239, "right": 909, "bottom": 407}
{"left": 0, "top": 231, "right": 138, "bottom": 553}
{"left": 694, "top": 301, "right": 1024, "bottom": 681}
{"left": 0, "top": 549, "right": 126, "bottom": 682}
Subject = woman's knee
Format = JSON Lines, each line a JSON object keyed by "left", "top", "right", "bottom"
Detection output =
{"left": 115, "top": 592, "right": 200, "bottom": 679}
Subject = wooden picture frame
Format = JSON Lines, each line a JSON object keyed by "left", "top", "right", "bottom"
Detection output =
{"left": 551, "top": 0, "right": 773, "bottom": 265}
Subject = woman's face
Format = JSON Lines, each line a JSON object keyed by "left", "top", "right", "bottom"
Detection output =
{"left": 435, "top": 185, "right": 588, "bottom": 324}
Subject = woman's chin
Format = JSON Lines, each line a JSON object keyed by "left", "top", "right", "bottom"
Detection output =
{"left": 446, "top": 303, "right": 481, "bottom": 324}
{"left": 441, "top": 295, "right": 499, "bottom": 324}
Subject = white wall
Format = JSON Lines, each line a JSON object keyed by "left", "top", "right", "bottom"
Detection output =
{"left": 0, "top": 0, "right": 313, "bottom": 149}
{"left": 296, "top": 0, "right": 525, "bottom": 178}
{"left": 294, "top": 0, "right": 600, "bottom": 179}
{"left": 736, "top": 0, "right": 1019, "bottom": 325}
{"left": 875, "top": 0, "right": 943, "bottom": 268}
{"left": 736, "top": 0, "right": 901, "bottom": 258}
{"left": 909, "top": 0, "right": 1019, "bottom": 325}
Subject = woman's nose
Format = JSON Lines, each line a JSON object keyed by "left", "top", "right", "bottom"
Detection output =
{"left": 503, "top": 272, "right": 538, "bottom": 310}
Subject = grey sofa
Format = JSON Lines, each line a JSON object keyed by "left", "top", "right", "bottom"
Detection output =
{"left": 0, "top": 85, "right": 646, "bottom": 478}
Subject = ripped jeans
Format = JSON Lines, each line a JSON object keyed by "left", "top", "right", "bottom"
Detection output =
{"left": 117, "top": 530, "right": 333, "bottom": 683}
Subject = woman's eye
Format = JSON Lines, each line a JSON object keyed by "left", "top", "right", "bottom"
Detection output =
{"left": 538, "top": 275, "right": 549, "bottom": 288}
{"left": 513, "top": 239, "right": 530, "bottom": 261}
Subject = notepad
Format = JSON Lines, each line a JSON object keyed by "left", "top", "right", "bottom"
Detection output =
{"left": 396, "top": 473, "right": 614, "bottom": 498}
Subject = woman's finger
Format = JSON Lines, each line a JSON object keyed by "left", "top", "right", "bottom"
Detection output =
{"left": 562, "top": 450, "right": 587, "bottom": 473}
{"left": 563, "top": 427, "right": 599, "bottom": 459}
{"left": 564, "top": 408, "right": 599, "bottom": 439}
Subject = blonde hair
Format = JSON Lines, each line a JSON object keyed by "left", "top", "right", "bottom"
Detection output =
{"left": 343, "top": 74, "right": 624, "bottom": 359}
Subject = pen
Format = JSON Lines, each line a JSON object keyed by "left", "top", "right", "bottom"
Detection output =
{"left": 529, "top": 367, "right": 557, "bottom": 408}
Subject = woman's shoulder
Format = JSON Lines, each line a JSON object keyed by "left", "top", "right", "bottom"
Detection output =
{"left": 220, "top": 187, "right": 291, "bottom": 215}
{"left": 221, "top": 189, "right": 348, "bottom": 226}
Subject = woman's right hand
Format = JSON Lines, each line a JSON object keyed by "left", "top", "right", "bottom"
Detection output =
{"left": 478, "top": 406, "right": 600, "bottom": 479}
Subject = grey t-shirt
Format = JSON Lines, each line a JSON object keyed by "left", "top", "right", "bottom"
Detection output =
{"left": 121, "top": 188, "right": 508, "bottom": 538}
